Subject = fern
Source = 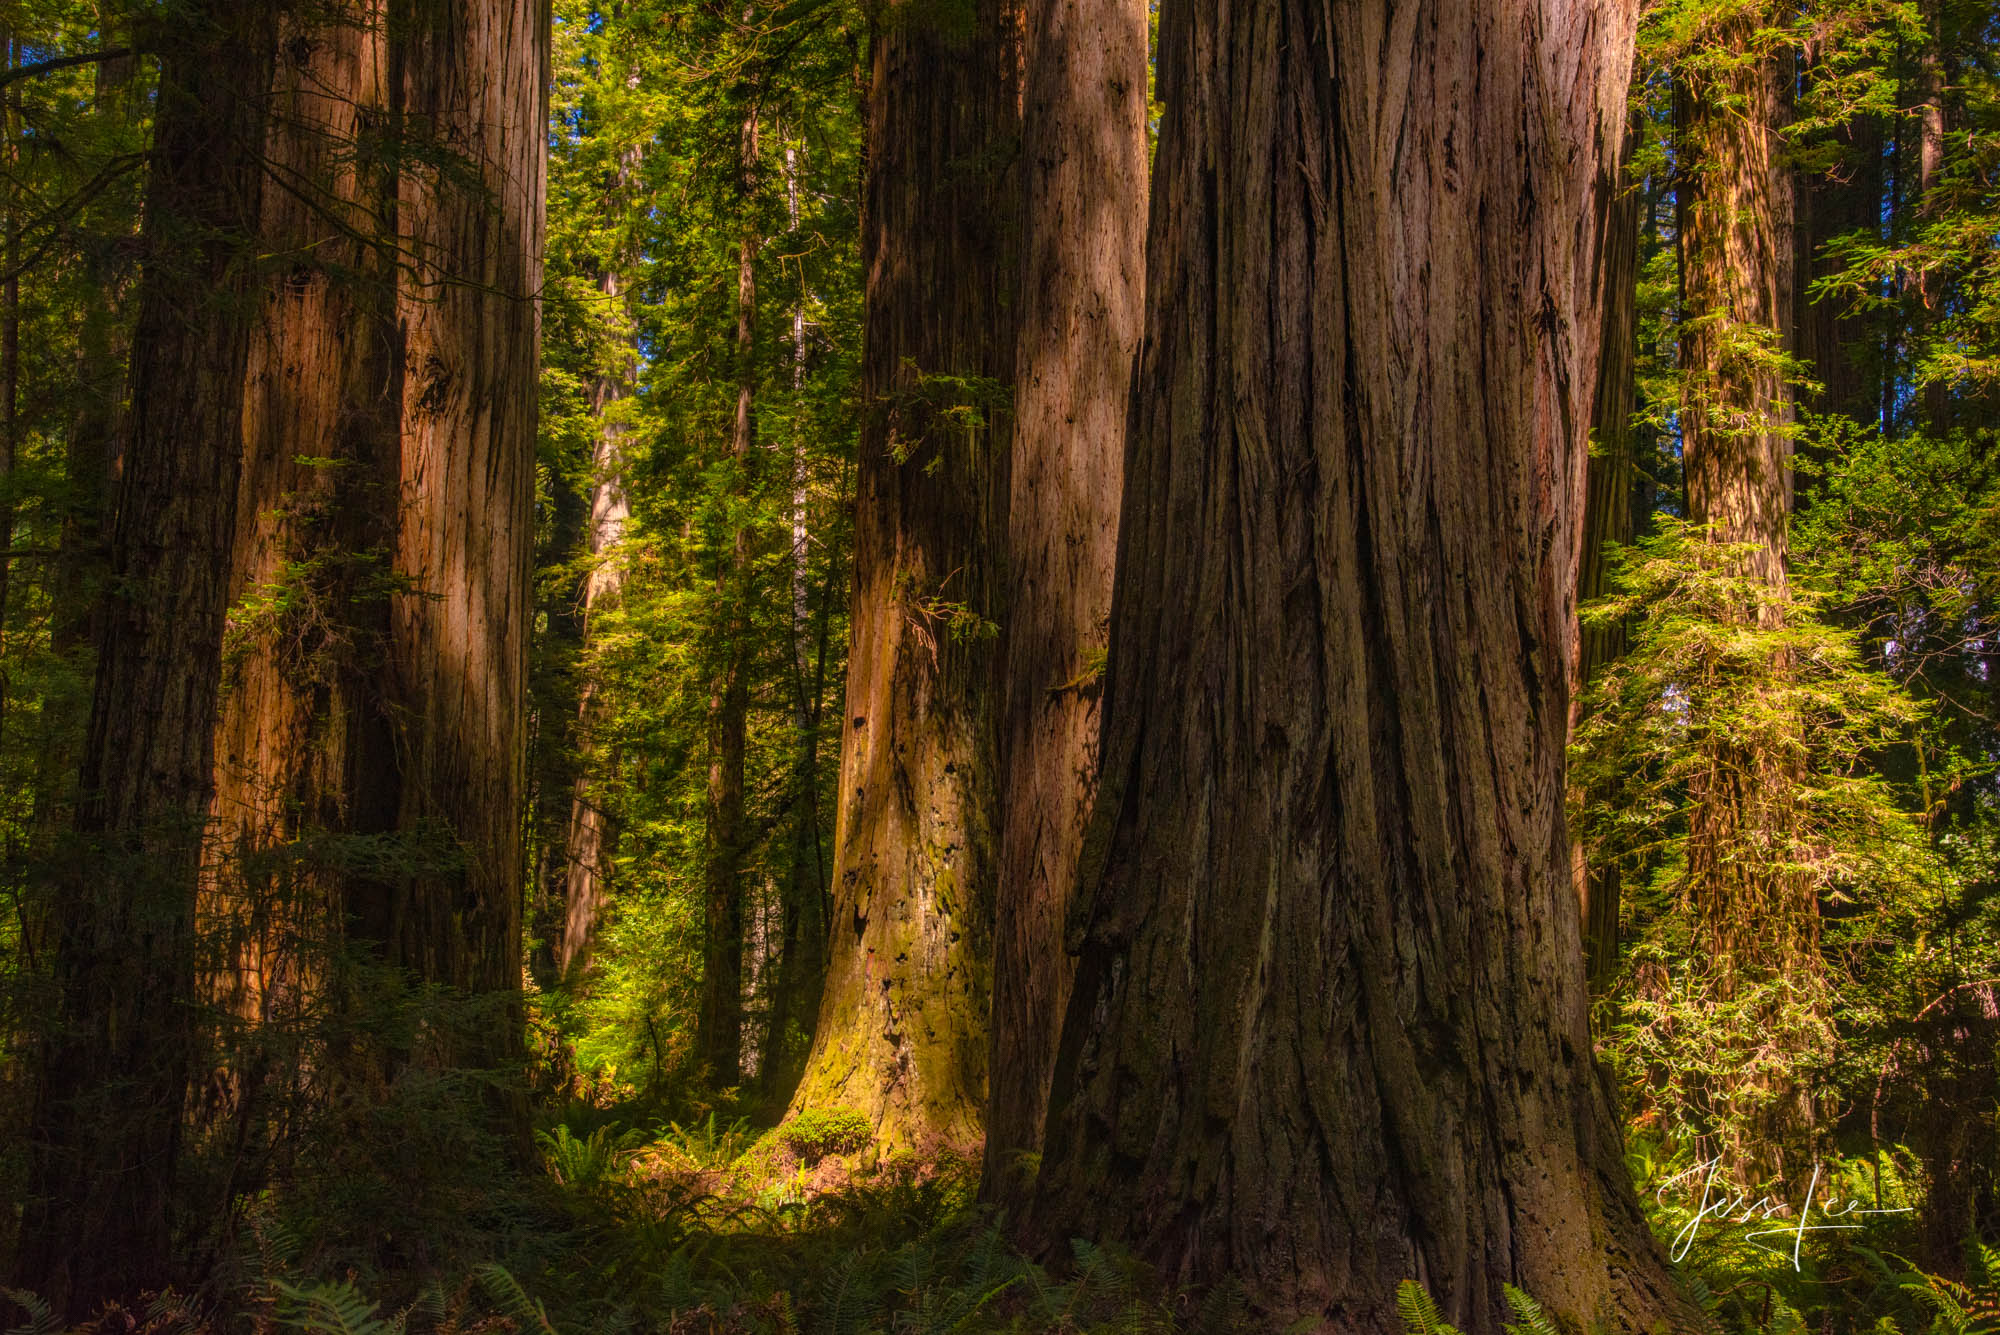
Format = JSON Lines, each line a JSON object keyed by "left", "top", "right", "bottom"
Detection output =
{"left": 269, "top": 1279, "right": 404, "bottom": 1335}
{"left": 475, "top": 1265, "right": 556, "bottom": 1335}
{"left": 2, "top": 1288, "right": 58, "bottom": 1335}
{"left": 812, "top": 1248, "right": 875, "bottom": 1335}
{"left": 1500, "top": 1286, "right": 1560, "bottom": 1335}
{"left": 1395, "top": 1280, "right": 1464, "bottom": 1335}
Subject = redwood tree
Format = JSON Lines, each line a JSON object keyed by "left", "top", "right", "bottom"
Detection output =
{"left": 361, "top": 0, "right": 547, "bottom": 1070}
{"left": 984, "top": 0, "right": 1147, "bottom": 1193}
{"left": 204, "top": 0, "right": 398, "bottom": 1033}
{"left": 15, "top": 0, "right": 279, "bottom": 1309}
{"left": 698, "top": 101, "right": 760, "bottom": 1085}
{"left": 1025, "top": 0, "right": 1688, "bottom": 1329}
{"left": 1573, "top": 112, "right": 1645, "bottom": 986}
{"left": 786, "top": 0, "right": 1020, "bottom": 1151}
{"left": 1673, "top": 9, "right": 1819, "bottom": 1179}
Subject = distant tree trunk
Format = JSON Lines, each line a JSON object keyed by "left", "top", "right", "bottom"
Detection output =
{"left": 1675, "top": 15, "right": 1819, "bottom": 1182}
{"left": 1024, "top": 1, "right": 1692, "bottom": 1330}
{"left": 697, "top": 105, "right": 759, "bottom": 1086}
{"left": 1911, "top": 0, "right": 1950, "bottom": 429}
{"left": 0, "top": 29, "right": 21, "bottom": 726}
{"left": 785, "top": 0, "right": 1020, "bottom": 1152}
{"left": 1794, "top": 112, "right": 1883, "bottom": 426}
{"left": 556, "top": 264, "right": 633, "bottom": 982}
{"left": 33, "top": 10, "right": 140, "bottom": 864}
{"left": 14, "top": 0, "right": 278, "bottom": 1311}
{"left": 982, "top": 0, "right": 1145, "bottom": 1197}
{"left": 203, "top": 0, "right": 398, "bottom": 1042}
{"left": 365, "top": 0, "right": 546, "bottom": 1080}
{"left": 50, "top": 15, "right": 138, "bottom": 662}
{"left": 763, "top": 137, "right": 830, "bottom": 1096}
{"left": 1573, "top": 112, "right": 1645, "bottom": 988}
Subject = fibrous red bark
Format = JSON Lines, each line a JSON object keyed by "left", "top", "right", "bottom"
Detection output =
{"left": 1026, "top": 1, "right": 1689, "bottom": 1329}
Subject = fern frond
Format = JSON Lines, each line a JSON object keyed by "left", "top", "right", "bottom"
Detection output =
{"left": 3, "top": 1287, "right": 59, "bottom": 1335}
{"left": 474, "top": 1263, "right": 555, "bottom": 1335}
{"left": 1393, "top": 1280, "right": 1462, "bottom": 1335}
{"left": 1500, "top": 1286, "right": 1559, "bottom": 1335}
{"left": 270, "top": 1278, "right": 403, "bottom": 1335}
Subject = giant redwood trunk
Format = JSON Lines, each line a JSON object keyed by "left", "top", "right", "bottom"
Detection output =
{"left": 1025, "top": 1, "right": 1690, "bottom": 1330}
{"left": 15, "top": 0, "right": 277, "bottom": 1311}
{"left": 786, "top": 0, "right": 1019, "bottom": 1152}
{"left": 204, "top": 0, "right": 398, "bottom": 1036}
{"left": 982, "top": 0, "right": 1146, "bottom": 1195}
{"left": 365, "top": 0, "right": 546, "bottom": 1071}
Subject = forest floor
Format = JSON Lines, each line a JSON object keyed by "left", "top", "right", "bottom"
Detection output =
{"left": 3, "top": 1099, "right": 1986, "bottom": 1335}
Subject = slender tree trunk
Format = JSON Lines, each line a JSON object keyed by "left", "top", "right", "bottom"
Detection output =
{"left": 367, "top": 0, "right": 546, "bottom": 1081}
{"left": 698, "top": 104, "right": 758, "bottom": 1086}
{"left": 14, "top": 0, "right": 278, "bottom": 1310}
{"left": 0, "top": 29, "right": 20, "bottom": 728}
{"left": 1912, "top": 0, "right": 1950, "bottom": 428}
{"left": 785, "top": 0, "right": 1020, "bottom": 1153}
{"left": 1675, "top": 14, "right": 1820, "bottom": 1184}
{"left": 764, "top": 137, "right": 824, "bottom": 1095}
{"left": 1024, "top": 1, "right": 1691, "bottom": 1329}
{"left": 1573, "top": 111, "right": 1644, "bottom": 988}
{"left": 31, "top": 11, "right": 140, "bottom": 871}
{"left": 982, "top": 0, "right": 1145, "bottom": 1197}
{"left": 49, "top": 15, "right": 137, "bottom": 663}
{"left": 556, "top": 265, "right": 633, "bottom": 981}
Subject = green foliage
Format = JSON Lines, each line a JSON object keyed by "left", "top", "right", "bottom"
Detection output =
{"left": 2, "top": 1289, "right": 59, "bottom": 1335}
{"left": 1395, "top": 1281, "right": 1460, "bottom": 1335}
{"left": 268, "top": 1279, "right": 405, "bottom": 1335}
{"left": 538, "top": 1123, "right": 647, "bottom": 1190}
{"left": 779, "top": 1108, "right": 869, "bottom": 1164}
{"left": 529, "top": 0, "right": 862, "bottom": 1103}
{"left": 1574, "top": 519, "right": 1945, "bottom": 1164}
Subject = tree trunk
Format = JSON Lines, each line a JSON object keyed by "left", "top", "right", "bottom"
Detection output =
{"left": 1024, "top": 1, "right": 1690, "bottom": 1330}
{"left": 48, "top": 12, "right": 138, "bottom": 664}
{"left": 763, "top": 136, "right": 831, "bottom": 1097}
{"left": 1911, "top": 0, "right": 1950, "bottom": 429}
{"left": 1675, "top": 13, "right": 1818, "bottom": 1180}
{"left": 202, "top": 0, "right": 398, "bottom": 1044}
{"left": 785, "top": 0, "right": 1020, "bottom": 1153}
{"left": 696, "top": 105, "right": 759, "bottom": 1086}
{"left": 556, "top": 265, "right": 634, "bottom": 981}
{"left": 982, "top": 0, "right": 1145, "bottom": 1197}
{"left": 1573, "top": 111, "right": 1644, "bottom": 988}
{"left": 1794, "top": 113, "right": 1883, "bottom": 426}
{"left": 14, "top": 0, "right": 278, "bottom": 1310}
{"left": 0, "top": 28, "right": 21, "bottom": 731}
{"left": 365, "top": 0, "right": 546, "bottom": 1079}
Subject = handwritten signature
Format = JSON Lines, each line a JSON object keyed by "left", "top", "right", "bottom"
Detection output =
{"left": 1656, "top": 1157, "right": 1912, "bottom": 1270}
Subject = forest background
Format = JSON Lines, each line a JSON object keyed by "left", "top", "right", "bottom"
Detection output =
{"left": 0, "top": 0, "right": 1997, "bottom": 1332}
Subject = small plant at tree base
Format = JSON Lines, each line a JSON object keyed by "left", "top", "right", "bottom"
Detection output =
{"left": 780, "top": 1108, "right": 871, "bottom": 1165}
